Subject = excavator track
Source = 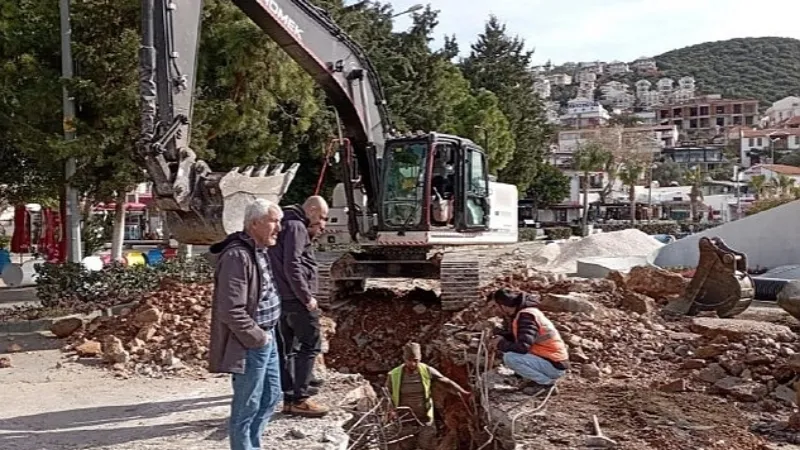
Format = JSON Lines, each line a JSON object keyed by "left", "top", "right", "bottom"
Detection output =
{"left": 316, "top": 251, "right": 345, "bottom": 310}
{"left": 440, "top": 254, "right": 482, "bottom": 311}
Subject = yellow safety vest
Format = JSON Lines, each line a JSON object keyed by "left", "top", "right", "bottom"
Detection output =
{"left": 389, "top": 363, "right": 434, "bottom": 421}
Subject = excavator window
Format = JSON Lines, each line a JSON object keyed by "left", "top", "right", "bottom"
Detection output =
{"left": 464, "top": 148, "right": 490, "bottom": 228}
{"left": 381, "top": 141, "right": 428, "bottom": 228}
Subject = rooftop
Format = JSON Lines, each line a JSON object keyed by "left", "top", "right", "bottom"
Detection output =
{"left": 749, "top": 164, "right": 800, "bottom": 175}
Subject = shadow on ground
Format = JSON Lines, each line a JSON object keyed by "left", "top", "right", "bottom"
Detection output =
{"left": 1, "top": 332, "right": 64, "bottom": 353}
{"left": 0, "top": 396, "right": 231, "bottom": 450}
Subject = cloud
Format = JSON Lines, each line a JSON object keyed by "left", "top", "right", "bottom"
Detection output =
{"left": 383, "top": 0, "right": 800, "bottom": 63}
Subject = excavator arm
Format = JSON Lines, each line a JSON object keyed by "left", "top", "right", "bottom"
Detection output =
{"left": 138, "top": 0, "right": 393, "bottom": 244}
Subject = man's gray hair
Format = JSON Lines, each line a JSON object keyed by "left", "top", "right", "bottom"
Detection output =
{"left": 243, "top": 198, "right": 281, "bottom": 228}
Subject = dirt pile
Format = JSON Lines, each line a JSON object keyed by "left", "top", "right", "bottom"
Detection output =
{"left": 542, "top": 229, "right": 664, "bottom": 273}
{"left": 63, "top": 279, "right": 212, "bottom": 377}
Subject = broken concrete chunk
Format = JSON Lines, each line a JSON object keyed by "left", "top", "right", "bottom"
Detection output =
{"left": 659, "top": 378, "right": 688, "bottom": 393}
{"left": 0, "top": 356, "right": 11, "bottom": 368}
{"left": 49, "top": 317, "right": 84, "bottom": 338}
{"left": 76, "top": 340, "right": 103, "bottom": 357}
{"left": 102, "top": 336, "right": 130, "bottom": 364}
{"left": 540, "top": 293, "right": 598, "bottom": 314}
{"left": 690, "top": 318, "right": 792, "bottom": 341}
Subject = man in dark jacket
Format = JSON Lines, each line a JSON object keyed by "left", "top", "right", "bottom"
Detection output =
{"left": 488, "top": 288, "right": 570, "bottom": 396}
{"left": 208, "top": 199, "right": 284, "bottom": 450}
{"left": 269, "top": 195, "right": 330, "bottom": 417}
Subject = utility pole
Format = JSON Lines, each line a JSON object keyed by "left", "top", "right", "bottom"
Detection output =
{"left": 60, "top": 0, "right": 82, "bottom": 263}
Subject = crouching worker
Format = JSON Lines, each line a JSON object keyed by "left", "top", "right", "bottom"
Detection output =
{"left": 488, "top": 288, "right": 569, "bottom": 395}
{"left": 386, "top": 342, "right": 470, "bottom": 450}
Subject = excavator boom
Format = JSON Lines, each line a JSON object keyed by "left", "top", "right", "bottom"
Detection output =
{"left": 138, "top": 0, "right": 392, "bottom": 244}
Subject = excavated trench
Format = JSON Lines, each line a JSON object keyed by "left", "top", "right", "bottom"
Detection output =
{"left": 321, "top": 286, "right": 512, "bottom": 450}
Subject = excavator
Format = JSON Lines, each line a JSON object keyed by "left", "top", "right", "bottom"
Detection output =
{"left": 137, "top": 0, "right": 518, "bottom": 310}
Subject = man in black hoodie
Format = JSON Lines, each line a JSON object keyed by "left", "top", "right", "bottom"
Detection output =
{"left": 269, "top": 196, "right": 330, "bottom": 417}
{"left": 488, "top": 288, "right": 570, "bottom": 396}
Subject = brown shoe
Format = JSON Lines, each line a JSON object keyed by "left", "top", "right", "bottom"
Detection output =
{"left": 288, "top": 399, "right": 330, "bottom": 418}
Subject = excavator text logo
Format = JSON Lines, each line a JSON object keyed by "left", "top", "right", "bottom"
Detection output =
{"left": 263, "top": 0, "right": 304, "bottom": 40}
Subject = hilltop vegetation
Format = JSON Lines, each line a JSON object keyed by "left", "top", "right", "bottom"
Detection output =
{"left": 654, "top": 37, "right": 800, "bottom": 105}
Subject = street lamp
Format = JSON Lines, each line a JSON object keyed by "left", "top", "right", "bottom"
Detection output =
{"left": 391, "top": 4, "right": 424, "bottom": 18}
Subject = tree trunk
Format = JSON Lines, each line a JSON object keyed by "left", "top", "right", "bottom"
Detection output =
{"left": 110, "top": 193, "right": 126, "bottom": 262}
{"left": 581, "top": 173, "right": 590, "bottom": 236}
{"left": 629, "top": 183, "right": 636, "bottom": 225}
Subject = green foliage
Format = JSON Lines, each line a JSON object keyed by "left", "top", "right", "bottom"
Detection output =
{"left": 0, "top": 234, "right": 9, "bottom": 249}
{"left": 524, "top": 163, "right": 570, "bottom": 208}
{"left": 745, "top": 197, "right": 796, "bottom": 216}
{"left": 34, "top": 258, "right": 213, "bottom": 308}
{"left": 517, "top": 228, "right": 539, "bottom": 242}
{"left": 461, "top": 16, "right": 553, "bottom": 193}
{"left": 597, "top": 222, "right": 681, "bottom": 235}
{"left": 654, "top": 37, "right": 800, "bottom": 105}
{"left": 545, "top": 227, "right": 572, "bottom": 240}
{"left": 778, "top": 151, "right": 800, "bottom": 167}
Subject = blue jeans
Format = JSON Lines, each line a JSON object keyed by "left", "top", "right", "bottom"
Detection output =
{"left": 229, "top": 328, "right": 281, "bottom": 450}
{"left": 503, "top": 352, "right": 566, "bottom": 386}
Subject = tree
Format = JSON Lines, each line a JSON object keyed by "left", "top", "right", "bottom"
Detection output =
{"left": 651, "top": 159, "right": 685, "bottom": 186}
{"left": 618, "top": 163, "right": 645, "bottom": 224}
{"left": 573, "top": 141, "right": 610, "bottom": 235}
{"left": 524, "top": 163, "right": 570, "bottom": 220}
{"left": 778, "top": 151, "right": 800, "bottom": 167}
{"left": 461, "top": 16, "right": 553, "bottom": 193}
{"left": 749, "top": 175, "right": 767, "bottom": 200}
{"left": 684, "top": 167, "right": 705, "bottom": 222}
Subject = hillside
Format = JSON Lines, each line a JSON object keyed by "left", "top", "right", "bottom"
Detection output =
{"left": 654, "top": 37, "right": 800, "bottom": 105}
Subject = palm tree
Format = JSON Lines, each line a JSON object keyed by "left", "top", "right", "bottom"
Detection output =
{"left": 573, "top": 142, "right": 610, "bottom": 236}
{"left": 777, "top": 174, "right": 796, "bottom": 198}
{"left": 618, "top": 163, "right": 644, "bottom": 224}
{"left": 749, "top": 175, "right": 766, "bottom": 200}
{"left": 684, "top": 167, "right": 705, "bottom": 222}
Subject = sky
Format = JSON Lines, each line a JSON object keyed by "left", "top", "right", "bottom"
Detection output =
{"left": 375, "top": 0, "right": 800, "bottom": 65}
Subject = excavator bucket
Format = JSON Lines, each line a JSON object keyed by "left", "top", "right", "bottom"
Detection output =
{"left": 164, "top": 163, "right": 299, "bottom": 245}
{"left": 662, "top": 236, "right": 754, "bottom": 318}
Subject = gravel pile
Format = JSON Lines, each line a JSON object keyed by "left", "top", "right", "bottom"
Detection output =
{"left": 543, "top": 229, "right": 664, "bottom": 273}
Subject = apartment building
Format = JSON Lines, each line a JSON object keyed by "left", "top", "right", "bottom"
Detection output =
{"left": 742, "top": 164, "right": 800, "bottom": 185}
{"left": 558, "top": 98, "right": 610, "bottom": 128}
{"left": 556, "top": 125, "right": 677, "bottom": 155}
{"left": 578, "top": 61, "right": 605, "bottom": 74}
{"left": 577, "top": 80, "right": 596, "bottom": 101}
{"left": 765, "top": 96, "right": 800, "bottom": 126}
{"left": 547, "top": 73, "right": 573, "bottom": 86}
{"left": 575, "top": 70, "right": 597, "bottom": 83}
{"left": 739, "top": 128, "right": 800, "bottom": 167}
{"left": 533, "top": 78, "right": 551, "bottom": 99}
{"left": 631, "top": 57, "right": 657, "bottom": 74}
{"left": 659, "top": 145, "right": 728, "bottom": 172}
{"left": 606, "top": 61, "right": 629, "bottom": 75}
{"left": 657, "top": 95, "right": 759, "bottom": 133}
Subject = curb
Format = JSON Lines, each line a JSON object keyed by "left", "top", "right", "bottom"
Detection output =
{"left": 0, "top": 301, "right": 139, "bottom": 335}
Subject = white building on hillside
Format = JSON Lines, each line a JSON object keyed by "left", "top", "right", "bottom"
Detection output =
{"left": 739, "top": 128, "right": 800, "bottom": 167}
{"left": 606, "top": 61, "right": 629, "bottom": 75}
{"left": 765, "top": 96, "right": 800, "bottom": 126}
{"left": 559, "top": 98, "right": 610, "bottom": 128}
{"left": 632, "top": 57, "right": 657, "bottom": 74}
{"left": 533, "top": 78, "right": 551, "bottom": 99}
{"left": 741, "top": 164, "right": 800, "bottom": 186}
{"left": 547, "top": 73, "right": 572, "bottom": 86}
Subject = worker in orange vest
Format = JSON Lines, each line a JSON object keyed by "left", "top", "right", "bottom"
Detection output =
{"left": 488, "top": 288, "right": 570, "bottom": 395}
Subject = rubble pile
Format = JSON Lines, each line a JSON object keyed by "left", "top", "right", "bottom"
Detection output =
{"left": 325, "top": 287, "right": 452, "bottom": 377}
{"left": 63, "top": 279, "right": 213, "bottom": 377}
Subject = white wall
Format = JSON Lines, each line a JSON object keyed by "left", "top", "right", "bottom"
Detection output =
{"left": 652, "top": 199, "right": 800, "bottom": 269}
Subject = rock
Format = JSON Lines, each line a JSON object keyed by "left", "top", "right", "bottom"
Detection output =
{"left": 720, "top": 360, "right": 745, "bottom": 377}
{"left": 778, "top": 281, "right": 800, "bottom": 321}
{"left": 690, "top": 318, "right": 793, "bottom": 342}
{"left": 412, "top": 304, "right": 427, "bottom": 315}
{"left": 0, "top": 356, "right": 11, "bottom": 368}
{"left": 710, "top": 377, "right": 766, "bottom": 402}
{"left": 581, "top": 363, "right": 601, "bottom": 380}
{"left": 681, "top": 359, "right": 706, "bottom": 370}
{"left": 76, "top": 340, "right": 103, "bottom": 357}
{"left": 620, "top": 291, "right": 655, "bottom": 315}
{"left": 570, "top": 348, "right": 590, "bottom": 364}
{"left": 49, "top": 317, "right": 84, "bottom": 338}
{"left": 625, "top": 266, "right": 686, "bottom": 300}
{"left": 744, "top": 354, "right": 775, "bottom": 366}
{"left": 134, "top": 306, "right": 162, "bottom": 325}
{"left": 695, "top": 344, "right": 728, "bottom": 359}
{"left": 788, "top": 412, "right": 800, "bottom": 431}
{"left": 605, "top": 270, "right": 627, "bottom": 289}
{"left": 540, "top": 293, "right": 598, "bottom": 314}
{"left": 136, "top": 324, "right": 158, "bottom": 342}
{"left": 772, "top": 384, "right": 797, "bottom": 406}
{"left": 288, "top": 428, "right": 308, "bottom": 439}
{"left": 102, "top": 336, "right": 129, "bottom": 364}
{"left": 7, "top": 343, "right": 23, "bottom": 353}
{"left": 660, "top": 378, "right": 688, "bottom": 393}
{"left": 696, "top": 363, "right": 728, "bottom": 384}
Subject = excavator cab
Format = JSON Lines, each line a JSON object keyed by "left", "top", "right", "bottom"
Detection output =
{"left": 378, "top": 134, "right": 491, "bottom": 233}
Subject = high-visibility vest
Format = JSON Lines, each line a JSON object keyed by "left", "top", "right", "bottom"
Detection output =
{"left": 389, "top": 363, "right": 434, "bottom": 421}
{"left": 512, "top": 307, "right": 569, "bottom": 362}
